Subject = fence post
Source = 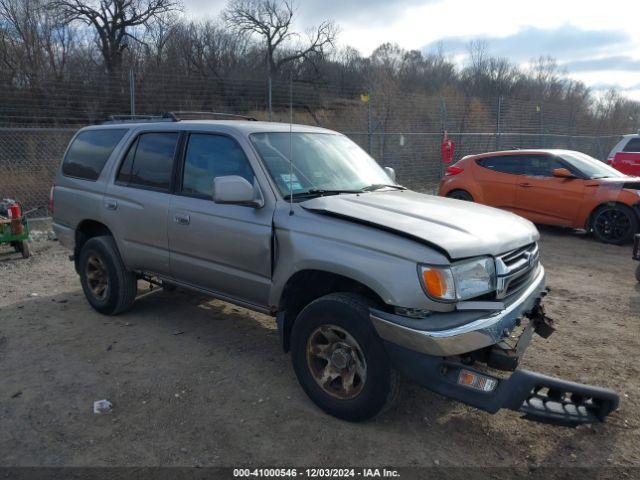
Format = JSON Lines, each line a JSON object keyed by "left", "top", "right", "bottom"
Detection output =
{"left": 268, "top": 75, "right": 273, "bottom": 121}
{"left": 367, "top": 91, "right": 373, "bottom": 155}
{"left": 439, "top": 96, "right": 447, "bottom": 179}
{"left": 539, "top": 102, "right": 544, "bottom": 148}
{"left": 496, "top": 96, "right": 502, "bottom": 150}
{"left": 129, "top": 68, "right": 135, "bottom": 116}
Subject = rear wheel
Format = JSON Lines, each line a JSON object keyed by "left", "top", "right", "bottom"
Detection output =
{"left": 78, "top": 236, "right": 137, "bottom": 315}
{"left": 446, "top": 190, "right": 473, "bottom": 201}
{"left": 592, "top": 204, "right": 638, "bottom": 244}
{"left": 290, "top": 292, "right": 398, "bottom": 422}
{"left": 636, "top": 264, "right": 640, "bottom": 283}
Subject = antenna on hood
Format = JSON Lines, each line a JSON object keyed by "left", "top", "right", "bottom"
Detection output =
{"left": 288, "top": 72, "right": 294, "bottom": 216}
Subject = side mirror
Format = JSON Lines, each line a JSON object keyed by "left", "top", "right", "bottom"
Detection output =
{"left": 552, "top": 167, "right": 574, "bottom": 179}
{"left": 213, "top": 175, "right": 264, "bottom": 208}
{"left": 383, "top": 166, "right": 397, "bottom": 183}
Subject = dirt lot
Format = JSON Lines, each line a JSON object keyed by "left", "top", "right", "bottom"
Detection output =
{"left": 0, "top": 224, "right": 639, "bottom": 469}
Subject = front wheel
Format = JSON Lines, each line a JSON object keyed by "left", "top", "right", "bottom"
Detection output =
{"left": 636, "top": 264, "right": 640, "bottom": 283}
{"left": 592, "top": 204, "right": 638, "bottom": 245}
{"left": 290, "top": 292, "right": 398, "bottom": 422}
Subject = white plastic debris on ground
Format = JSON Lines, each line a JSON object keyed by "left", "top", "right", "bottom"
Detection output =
{"left": 93, "top": 399, "right": 113, "bottom": 414}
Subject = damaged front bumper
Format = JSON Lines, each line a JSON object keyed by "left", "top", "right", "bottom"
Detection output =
{"left": 370, "top": 265, "right": 619, "bottom": 425}
{"left": 383, "top": 342, "right": 619, "bottom": 425}
{"left": 370, "top": 265, "right": 547, "bottom": 357}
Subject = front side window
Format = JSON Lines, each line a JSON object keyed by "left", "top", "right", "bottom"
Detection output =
{"left": 519, "top": 155, "right": 567, "bottom": 177}
{"left": 116, "top": 132, "right": 179, "bottom": 191}
{"left": 62, "top": 129, "right": 127, "bottom": 180}
{"left": 181, "top": 134, "right": 254, "bottom": 198}
{"left": 250, "top": 132, "right": 392, "bottom": 197}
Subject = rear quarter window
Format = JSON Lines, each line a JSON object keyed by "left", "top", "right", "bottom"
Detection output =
{"left": 476, "top": 155, "right": 524, "bottom": 175}
{"left": 62, "top": 129, "right": 127, "bottom": 180}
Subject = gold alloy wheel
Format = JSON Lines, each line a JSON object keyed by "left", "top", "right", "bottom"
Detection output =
{"left": 306, "top": 324, "right": 367, "bottom": 400}
{"left": 86, "top": 254, "right": 109, "bottom": 300}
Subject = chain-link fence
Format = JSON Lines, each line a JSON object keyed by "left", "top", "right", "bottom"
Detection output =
{"left": 0, "top": 128, "right": 76, "bottom": 214}
{"left": 0, "top": 74, "right": 627, "bottom": 212}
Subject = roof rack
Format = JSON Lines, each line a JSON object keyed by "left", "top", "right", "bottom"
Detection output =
{"left": 101, "top": 111, "right": 258, "bottom": 124}
{"left": 168, "top": 111, "right": 258, "bottom": 121}
{"left": 102, "top": 113, "right": 176, "bottom": 124}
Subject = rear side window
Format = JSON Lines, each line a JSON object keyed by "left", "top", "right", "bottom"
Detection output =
{"left": 181, "top": 134, "right": 254, "bottom": 198}
{"left": 623, "top": 138, "right": 640, "bottom": 152}
{"left": 62, "top": 129, "right": 127, "bottom": 180}
{"left": 116, "top": 132, "right": 179, "bottom": 191}
{"left": 477, "top": 155, "right": 523, "bottom": 175}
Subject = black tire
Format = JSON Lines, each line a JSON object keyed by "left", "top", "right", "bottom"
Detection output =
{"left": 162, "top": 281, "right": 177, "bottom": 292}
{"left": 290, "top": 292, "right": 398, "bottom": 422}
{"left": 636, "top": 264, "right": 640, "bottom": 283}
{"left": 591, "top": 204, "right": 638, "bottom": 245}
{"left": 19, "top": 240, "right": 30, "bottom": 259}
{"left": 446, "top": 189, "right": 473, "bottom": 201}
{"left": 78, "top": 236, "right": 137, "bottom": 315}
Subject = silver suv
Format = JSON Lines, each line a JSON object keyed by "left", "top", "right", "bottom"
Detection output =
{"left": 52, "top": 115, "right": 618, "bottom": 424}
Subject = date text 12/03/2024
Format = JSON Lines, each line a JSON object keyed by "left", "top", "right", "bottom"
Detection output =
{"left": 233, "top": 468, "right": 400, "bottom": 478}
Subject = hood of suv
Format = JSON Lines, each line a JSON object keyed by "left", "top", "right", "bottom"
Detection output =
{"left": 301, "top": 190, "right": 539, "bottom": 259}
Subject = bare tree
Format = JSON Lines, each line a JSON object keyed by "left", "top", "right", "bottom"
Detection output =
{"left": 223, "top": 0, "right": 337, "bottom": 117}
{"left": 0, "top": 0, "right": 75, "bottom": 82}
{"left": 49, "top": 0, "right": 182, "bottom": 76}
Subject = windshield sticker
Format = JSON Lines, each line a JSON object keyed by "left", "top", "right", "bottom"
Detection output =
{"left": 280, "top": 173, "right": 303, "bottom": 191}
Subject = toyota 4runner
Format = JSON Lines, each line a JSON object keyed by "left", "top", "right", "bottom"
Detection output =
{"left": 52, "top": 115, "right": 619, "bottom": 424}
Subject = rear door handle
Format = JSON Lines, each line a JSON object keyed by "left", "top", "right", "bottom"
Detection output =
{"left": 105, "top": 198, "right": 118, "bottom": 210}
{"left": 174, "top": 213, "right": 190, "bottom": 225}
{"left": 519, "top": 183, "right": 533, "bottom": 188}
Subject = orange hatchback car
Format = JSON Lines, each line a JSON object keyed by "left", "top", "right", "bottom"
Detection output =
{"left": 438, "top": 149, "right": 640, "bottom": 244}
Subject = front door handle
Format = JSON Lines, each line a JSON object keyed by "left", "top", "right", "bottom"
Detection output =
{"left": 519, "top": 183, "right": 533, "bottom": 188}
{"left": 174, "top": 213, "right": 190, "bottom": 225}
{"left": 105, "top": 198, "right": 118, "bottom": 210}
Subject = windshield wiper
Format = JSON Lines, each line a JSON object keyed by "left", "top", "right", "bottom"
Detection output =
{"left": 360, "top": 184, "right": 407, "bottom": 192}
{"left": 284, "top": 188, "right": 363, "bottom": 200}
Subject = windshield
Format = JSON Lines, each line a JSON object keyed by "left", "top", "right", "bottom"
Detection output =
{"left": 250, "top": 132, "right": 394, "bottom": 198}
{"left": 559, "top": 151, "right": 625, "bottom": 179}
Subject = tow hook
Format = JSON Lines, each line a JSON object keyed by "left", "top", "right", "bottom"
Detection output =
{"left": 527, "top": 302, "right": 555, "bottom": 339}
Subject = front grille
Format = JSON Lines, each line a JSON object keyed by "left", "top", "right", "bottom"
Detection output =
{"left": 495, "top": 243, "right": 539, "bottom": 299}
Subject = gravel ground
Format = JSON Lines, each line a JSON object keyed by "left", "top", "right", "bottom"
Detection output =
{"left": 0, "top": 224, "right": 639, "bottom": 470}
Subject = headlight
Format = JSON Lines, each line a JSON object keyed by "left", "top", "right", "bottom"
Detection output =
{"left": 419, "top": 257, "right": 496, "bottom": 301}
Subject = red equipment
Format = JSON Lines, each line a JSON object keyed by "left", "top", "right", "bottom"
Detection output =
{"left": 8, "top": 203, "right": 21, "bottom": 219}
{"left": 441, "top": 132, "right": 455, "bottom": 164}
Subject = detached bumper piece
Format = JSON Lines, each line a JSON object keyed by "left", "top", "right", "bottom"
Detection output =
{"left": 502, "top": 370, "right": 619, "bottom": 425}
{"left": 385, "top": 343, "right": 619, "bottom": 426}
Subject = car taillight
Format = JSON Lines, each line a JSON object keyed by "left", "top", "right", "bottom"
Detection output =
{"left": 49, "top": 185, "right": 54, "bottom": 214}
{"left": 445, "top": 166, "right": 464, "bottom": 176}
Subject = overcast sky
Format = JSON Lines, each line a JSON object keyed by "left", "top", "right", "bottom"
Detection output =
{"left": 183, "top": 0, "right": 640, "bottom": 100}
